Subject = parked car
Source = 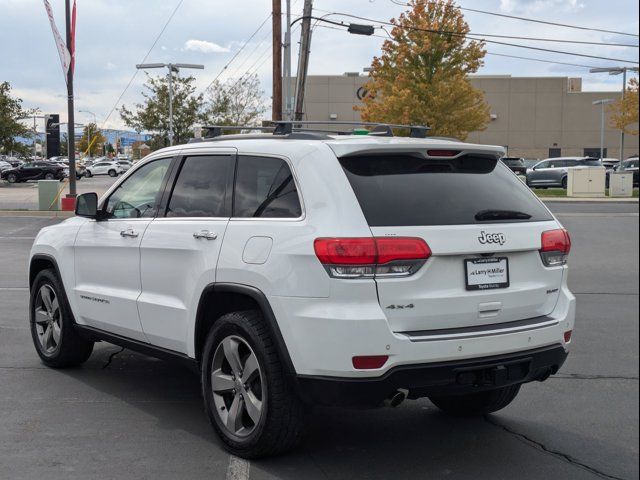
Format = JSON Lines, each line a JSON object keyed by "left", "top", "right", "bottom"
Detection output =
{"left": 607, "top": 157, "right": 639, "bottom": 187}
{"left": 526, "top": 157, "right": 602, "bottom": 189}
{"left": 85, "top": 160, "right": 124, "bottom": 178}
{"left": 501, "top": 157, "right": 527, "bottom": 176}
{"left": 28, "top": 124, "right": 574, "bottom": 458}
{"left": 1, "top": 161, "right": 65, "bottom": 183}
{"left": 0, "top": 160, "right": 13, "bottom": 172}
{"left": 116, "top": 160, "right": 133, "bottom": 172}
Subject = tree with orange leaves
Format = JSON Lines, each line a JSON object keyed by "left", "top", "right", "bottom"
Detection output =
{"left": 609, "top": 78, "right": 639, "bottom": 136}
{"left": 358, "top": 0, "right": 490, "bottom": 139}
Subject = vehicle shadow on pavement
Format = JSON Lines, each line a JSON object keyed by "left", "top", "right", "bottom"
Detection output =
{"left": 55, "top": 345, "right": 612, "bottom": 480}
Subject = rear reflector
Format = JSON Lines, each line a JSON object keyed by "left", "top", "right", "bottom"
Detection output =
{"left": 564, "top": 330, "right": 573, "bottom": 343}
{"left": 352, "top": 355, "right": 388, "bottom": 370}
{"left": 540, "top": 229, "right": 571, "bottom": 267}
{"left": 314, "top": 237, "right": 431, "bottom": 278}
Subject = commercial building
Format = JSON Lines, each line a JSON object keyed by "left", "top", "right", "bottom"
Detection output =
{"left": 300, "top": 73, "right": 639, "bottom": 160}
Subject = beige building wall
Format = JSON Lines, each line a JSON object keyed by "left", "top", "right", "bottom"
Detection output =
{"left": 300, "top": 74, "right": 639, "bottom": 160}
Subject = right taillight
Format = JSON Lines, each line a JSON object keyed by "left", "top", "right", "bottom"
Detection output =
{"left": 314, "top": 237, "right": 431, "bottom": 279}
{"left": 540, "top": 229, "right": 571, "bottom": 267}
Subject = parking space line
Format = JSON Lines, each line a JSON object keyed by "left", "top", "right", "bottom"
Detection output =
{"left": 0, "top": 287, "right": 28, "bottom": 291}
{"left": 226, "top": 455, "right": 250, "bottom": 480}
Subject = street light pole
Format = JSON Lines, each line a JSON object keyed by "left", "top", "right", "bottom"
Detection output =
{"left": 589, "top": 67, "right": 640, "bottom": 161}
{"left": 136, "top": 63, "right": 204, "bottom": 146}
{"left": 593, "top": 99, "right": 615, "bottom": 160}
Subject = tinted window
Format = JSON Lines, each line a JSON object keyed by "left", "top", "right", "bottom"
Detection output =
{"left": 166, "top": 155, "right": 232, "bottom": 217}
{"left": 502, "top": 158, "right": 524, "bottom": 167}
{"left": 535, "top": 161, "right": 550, "bottom": 169}
{"left": 583, "top": 159, "right": 603, "bottom": 166}
{"left": 339, "top": 154, "right": 553, "bottom": 226}
{"left": 564, "top": 160, "right": 579, "bottom": 167}
{"left": 105, "top": 158, "right": 172, "bottom": 219}
{"left": 234, "top": 156, "right": 302, "bottom": 218}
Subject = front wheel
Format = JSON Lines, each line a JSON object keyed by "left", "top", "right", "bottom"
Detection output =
{"left": 108, "top": 169, "right": 117, "bottom": 177}
{"left": 85, "top": 170, "right": 92, "bottom": 178}
{"left": 30, "top": 269, "right": 94, "bottom": 368}
{"left": 6, "top": 173, "right": 18, "bottom": 183}
{"left": 561, "top": 177, "right": 568, "bottom": 189}
{"left": 201, "top": 310, "right": 304, "bottom": 458}
{"left": 429, "top": 384, "right": 521, "bottom": 417}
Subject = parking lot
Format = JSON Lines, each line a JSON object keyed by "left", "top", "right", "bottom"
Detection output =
{"left": 0, "top": 202, "right": 637, "bottom": 480}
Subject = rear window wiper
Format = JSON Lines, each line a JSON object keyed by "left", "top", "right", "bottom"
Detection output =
{"left": 475, "top": 210, "right": 532, "bottom": 221}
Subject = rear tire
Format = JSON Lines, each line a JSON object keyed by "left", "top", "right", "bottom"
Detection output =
{"left": 85, "top": 170, "right": 92, "bottom": 178}
{"left": 561, "top": 176, "right": 568, "bottom": 189}
{"left": 44, "top": 173, "right": 55, "bottom": 180}
{"left": 201, "top": 310, "right": 304, "bottom": 458}
{"left": 6, "top": 173, "right": 17, "bottom": 183}
{"left": 429, "top": 384, "right": 521, "bottom": 417}
{"left": 29, "top": 269, "right": 94, "bottom": 368}
{"left": 108, "top": 169, "right": 117, "bottom": 177}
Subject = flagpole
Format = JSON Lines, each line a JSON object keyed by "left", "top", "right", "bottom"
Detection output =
{"left": 65, "top": 0, "right": 76, "bottom": 198}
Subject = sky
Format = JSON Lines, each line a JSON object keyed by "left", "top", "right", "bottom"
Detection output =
{"left": 0, "top": 0, "right": 638, "bottom": 132}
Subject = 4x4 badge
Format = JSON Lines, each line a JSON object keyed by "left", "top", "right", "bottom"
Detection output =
{"left": 478, "top": 231, "right": 506, "bottom": 245}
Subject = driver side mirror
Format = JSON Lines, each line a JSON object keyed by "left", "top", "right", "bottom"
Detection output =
{"left": 75, "top": 192, "right": 105, "bottom": 220}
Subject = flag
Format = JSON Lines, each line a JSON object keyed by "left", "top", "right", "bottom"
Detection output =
{"left": 43, "top": 0, "right": 71, "bottom": 81}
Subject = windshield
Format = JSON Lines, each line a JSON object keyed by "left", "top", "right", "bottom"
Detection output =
{"left": 339, "top": 154, "right": 553, "bottom": 226}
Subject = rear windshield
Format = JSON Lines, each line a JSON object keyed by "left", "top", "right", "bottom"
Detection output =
{"left": 339, "top": 154, "right": 553, "bottom": 226}
{"left": 502, "top": 158, "right": 525, "bottom": 166}
{"left": 583, "top": 159, "right": 603, "bottom": 166}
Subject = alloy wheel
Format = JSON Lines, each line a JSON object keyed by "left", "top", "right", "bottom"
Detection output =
{"left": 211, "top": 335, "right": 264, "bottom": 438}
{"left": 34, "top": 284, "right": 62, "bottom": 355}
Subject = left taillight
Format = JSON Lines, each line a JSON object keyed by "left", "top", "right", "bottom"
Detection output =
{"left": 314, "top": 237, "right": 431, "bottom": 279}
{"left": 540, "top": 229, "right": 571, "bottom": 267}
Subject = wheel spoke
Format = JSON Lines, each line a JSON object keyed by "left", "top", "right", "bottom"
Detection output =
{"left": 211, "top": 370, "right": 235, "bottom": 393}
{"left": 243, "top": 390, "right": 262, "bottom": 425}
{"left": 34, "top": 307, "right": 50, "bottom": 325}
{"left": 42, "top": 324, "right": 53, "bottom": 350}
{"left": 40, "top": 286, "right": 53, "bottom": 314}
{"left": 50, "top": 296, "right": 60, "bottom": 317}
{"left": 51, "top": 321, "right": 61, "bottom": 345}
{"left": 223, "top": 338, "right": 243, "bottom": 377}
{"left": 241, "top": 353, "right": 260, "bottom": 384}
{"left": 226, "top": 395, "right": 243, "bottom": 433}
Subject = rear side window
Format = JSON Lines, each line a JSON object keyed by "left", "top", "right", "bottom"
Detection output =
{"left": 166, "top": 155, "right": 232, "bottom": 217}
{"left": 233, "top": 156, "right": 302, "bottom": 218}
{"left": 339, "top": 154, "right": 553, "bottom": 226}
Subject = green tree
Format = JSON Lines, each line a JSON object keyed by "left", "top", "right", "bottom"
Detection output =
{"left": 0, "top": 81, "right": 36, "bottom": 155}
{"left": 77, "top": 123, "right": 106, "bottom": 157}
{"left": 358, "top": 0, "right": 489, "bottom": 139}
{"left": 120, "top": 73, "right": 203, "bottom": 147}
{"left": 201, "top": 74, "right": 267, "bottom": 127}
{"left": 59, "top": 133, "right": 68, "bottom": 157}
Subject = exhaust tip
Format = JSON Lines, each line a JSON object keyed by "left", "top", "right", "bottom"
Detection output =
{"left": 384, "top": 389, "right": 407, "bottom": 408}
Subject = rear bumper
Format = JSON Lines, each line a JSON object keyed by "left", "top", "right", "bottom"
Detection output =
{"left": 295, "top": 344, "right": 568, "bottom": 407}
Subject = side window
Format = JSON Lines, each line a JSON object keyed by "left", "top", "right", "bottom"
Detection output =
{"left": 536, "top": 161, "right": 550, "bottom": 169}
{"left": 105, "top": 158, "right": 172, "bottom": 219}
{"left": 564, "top": 160, "right": 578, "bottom": 167}
{"left": 166, "top": 155, "right": 232, "bottom": 218}
{"left": 234, "top": 156, "right": 302, "bottom": 218}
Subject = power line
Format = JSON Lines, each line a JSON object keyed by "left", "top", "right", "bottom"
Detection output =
{"left": 101, "top": 0, "right": 184, "bottom": 128}
{"left": 314, "top": 23, "right": 610, "bottom": 70}
{"left": 389, "top": 0, "right": 639, "bottom": 38}
{"left": 202, "top": 13, "right": 273, "bottom": 93}
{"left": 309, "top": 12, "right": 639, "bottom": 64}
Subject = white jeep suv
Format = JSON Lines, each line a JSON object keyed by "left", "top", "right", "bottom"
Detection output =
{"left": 28, "top": 124, "right": 575, "bottom": 458}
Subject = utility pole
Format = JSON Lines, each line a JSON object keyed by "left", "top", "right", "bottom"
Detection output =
{"left": 65, "top": 0, "right": 76, "bottom": 197}
{"left": 294, "top": 0, "right": 313, "bottom": 122}
{"left": 620, "top": 68, "right": 627, "bottom": 161}
{"left": 272, "top": 0, "right": 283, "bottom": 121}
{"left": 283, "top": 0, "right": 292, "bottom": 120}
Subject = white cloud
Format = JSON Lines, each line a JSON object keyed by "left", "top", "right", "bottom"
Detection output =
{"left": 499, "top": 0, "right": 585, "bottom": 13}
{"left": 183, "top": 39, "right": 229, "bottom": 54}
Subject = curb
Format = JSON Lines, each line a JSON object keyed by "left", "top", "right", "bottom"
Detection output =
{"left": 539, "top": 197, "right": 638, "bottom": 203}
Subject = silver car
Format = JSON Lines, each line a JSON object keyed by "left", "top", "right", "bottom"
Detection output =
{"left": 526, "top": 157, "right": 603, "bottom": 189}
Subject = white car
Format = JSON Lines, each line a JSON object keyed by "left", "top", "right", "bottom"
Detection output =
{"left": 28, "top": 123, "right": 575, "bottom": 458}
{"left": 84, "top": 160, "right": 124, "bottom": 178}
{"left": 0, "top": 160, "right": 12, "bottom": 172}
{"left": 116, "top": 160, "right": 133, "bottom": 172}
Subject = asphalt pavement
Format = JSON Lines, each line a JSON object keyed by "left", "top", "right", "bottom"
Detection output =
{"left": 0, "top": 203, "right": 637, "bottom": 480}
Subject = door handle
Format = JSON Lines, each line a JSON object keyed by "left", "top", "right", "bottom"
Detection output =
{"left": 120, "top": 228, "right": 139, "bottom": 238}
{"left": 193, "top": 230, "right": 218, "bottom": 240}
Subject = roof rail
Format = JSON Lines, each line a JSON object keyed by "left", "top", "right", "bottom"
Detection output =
{"left": 198, "top": 121, "right": 430, "bottom": 140}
